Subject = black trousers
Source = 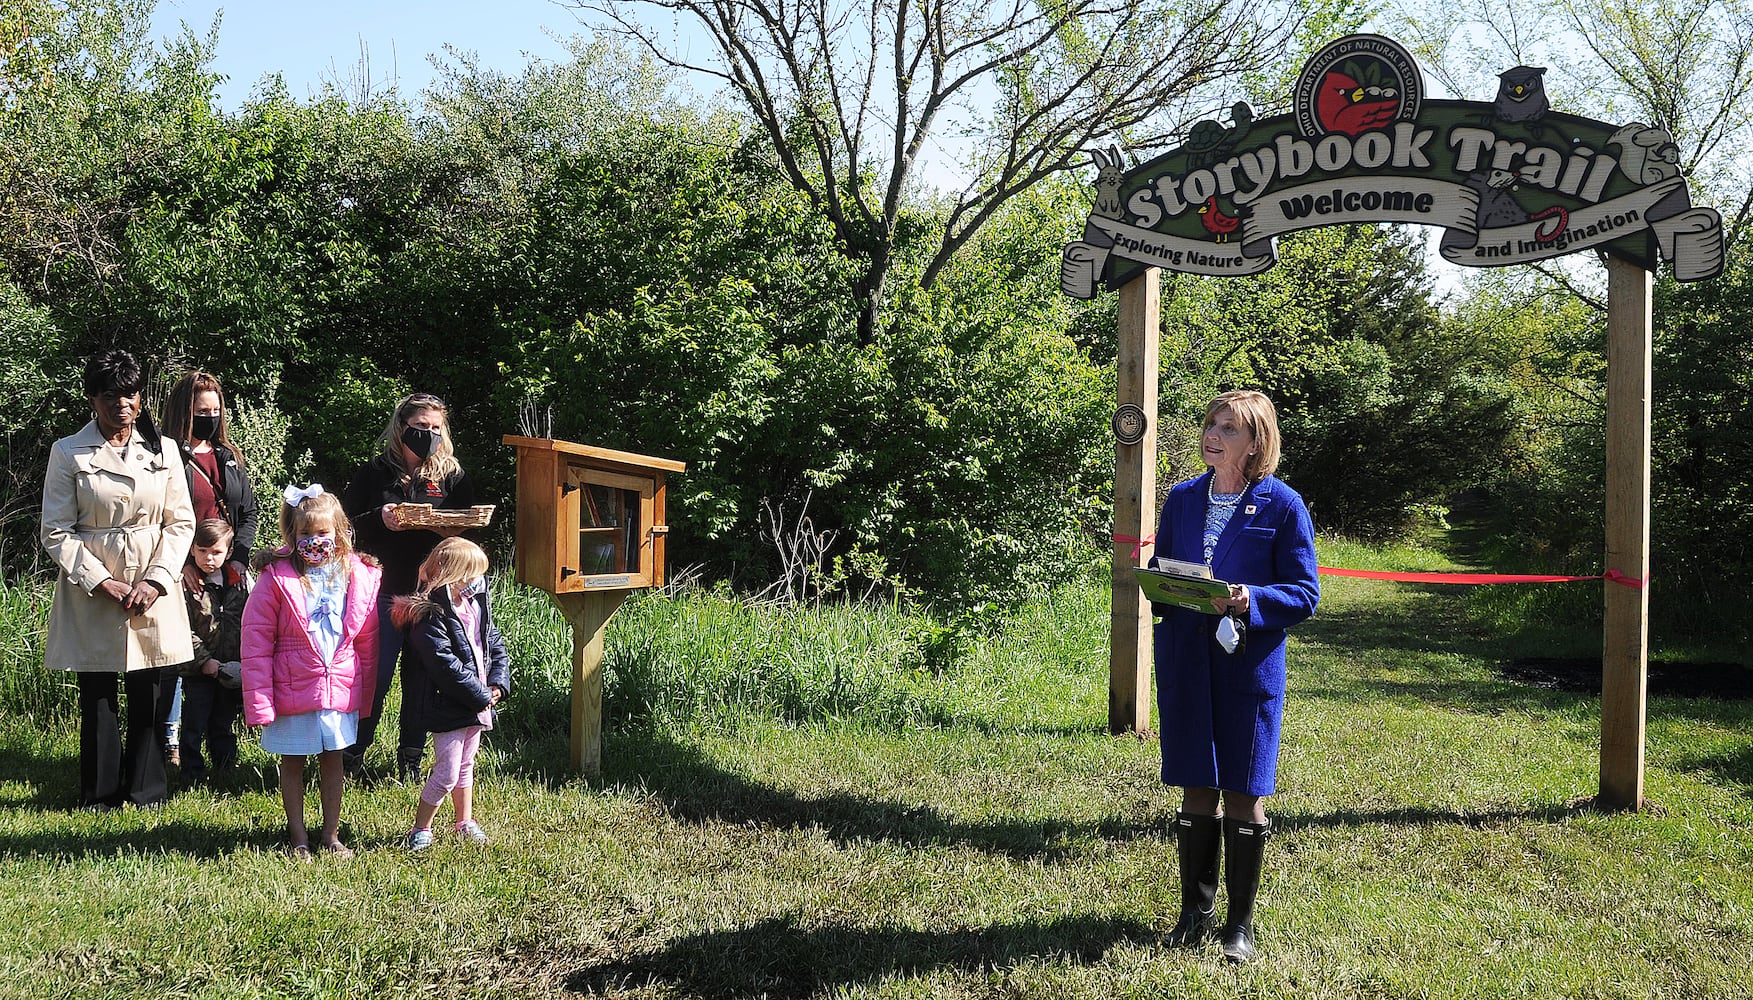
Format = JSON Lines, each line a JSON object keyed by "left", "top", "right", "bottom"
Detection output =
{"left": 76, "top": 669, "right": 167, "bottom": 807}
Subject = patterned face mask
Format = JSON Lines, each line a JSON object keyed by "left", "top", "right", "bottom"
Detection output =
{"left": 458, "top": 576, "right": 487, "bottom": 600}
{"left": 295, "top": 534, "right": 336, "bottom": 566}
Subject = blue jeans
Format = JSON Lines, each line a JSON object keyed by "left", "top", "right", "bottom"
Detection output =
{"left": 179, "top": 674, "right": 241, "bottom": 773}
{"left": 156, "top": 673, "right": 182, "bottom": 746}
{"left": 349, "top": 595, "right": 427, "bottom": 766}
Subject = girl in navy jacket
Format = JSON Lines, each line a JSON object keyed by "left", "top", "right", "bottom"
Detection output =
{"left": 393, "top": 537, "right": 511, "bottom": 849}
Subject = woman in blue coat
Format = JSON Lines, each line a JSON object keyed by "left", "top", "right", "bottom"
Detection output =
{"left": 1151, "top": 390, "right": 1319, "bottom": 963}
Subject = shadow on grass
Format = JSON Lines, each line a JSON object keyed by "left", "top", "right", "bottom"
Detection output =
{"left": 0, "top": 821, "right": 307, "bottom": 860}
{"left": 1299, "top": 587, "right": 1506, "bottom": 663}
{"left": 498, "top": 731, "right": 1167, "bottom": 860}
{"left": 1273, "top": 800, "right": 1595, "bottom": 832}
{"left": 1666, "top": 742, "right": 1753, "bottom": 797}
{"left": 1295, "top": 676, "right": 1591, "bottom": 716}
{"left": 565, "top": 912, "right": 1154, "bottom": 999}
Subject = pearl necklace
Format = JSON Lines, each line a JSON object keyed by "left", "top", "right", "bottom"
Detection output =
{"left": 1208, "top": 475, "right": 1247, "bottom": 506}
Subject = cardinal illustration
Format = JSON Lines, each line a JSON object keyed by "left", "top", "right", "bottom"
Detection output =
{"left": 1198, "top": 197, "right": 1242, "bottom": 242}
{"left": 1315, "top": 69, "right": 1400, "bottom": 136}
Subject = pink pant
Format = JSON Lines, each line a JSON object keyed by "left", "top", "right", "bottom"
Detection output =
{"left": 421, "top": 726, "right": 484, "bottom": 808}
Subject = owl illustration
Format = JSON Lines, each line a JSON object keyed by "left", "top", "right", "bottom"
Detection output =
{"left": 1493, "top": 66, "right": 1549, "bottom": 123}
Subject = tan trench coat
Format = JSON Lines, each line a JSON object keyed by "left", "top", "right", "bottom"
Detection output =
{"left": 40, "top": 420, "right": 196, "bottom": 671}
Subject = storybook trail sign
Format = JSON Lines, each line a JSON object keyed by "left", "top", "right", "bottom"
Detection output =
{"left": 1076, "top": 34, "right": 1725, "bottom": 811}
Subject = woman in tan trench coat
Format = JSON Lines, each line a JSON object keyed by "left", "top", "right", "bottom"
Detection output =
{"left": 40, "top": 350, "right": 195, "bottom": 809}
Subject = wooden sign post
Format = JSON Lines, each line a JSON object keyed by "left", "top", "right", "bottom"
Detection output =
{"left": 1600, "top": 257, "right": 1653, "bottom": 809}
{"left": 502, "top": 436, "right": 685, "bottom": 777}
{"left": 1109, "top": 269, "right": 1160, "bottom": 734}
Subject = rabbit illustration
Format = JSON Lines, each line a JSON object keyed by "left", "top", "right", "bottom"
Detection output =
{"left": 1091, "top": 146, "right": 1125, "bottom": 219}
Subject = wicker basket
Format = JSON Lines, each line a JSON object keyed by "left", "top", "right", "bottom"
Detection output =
{"left": 392, "top": 503, "right": 495, "bottom": 529}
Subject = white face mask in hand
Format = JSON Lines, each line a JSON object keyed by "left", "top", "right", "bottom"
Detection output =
{"left": 1216, "top": 615, "right": 1242, "bottom": 654}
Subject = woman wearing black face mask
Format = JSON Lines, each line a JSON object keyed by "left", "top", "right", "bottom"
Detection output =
{"left": 340, "top": 392, "right": 475, "bottom": 782}
{"left": 162, "top": 371, "right": 259, "bottom": 565}
{"left": 160, "top": 371, "right": 261, "bottom": 772}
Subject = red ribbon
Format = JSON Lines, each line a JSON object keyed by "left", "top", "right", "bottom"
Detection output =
{"left": 1317, "top": 566, "right": 1647, "bottom": 588}
{"left": 1112, "top": 532, "right": 1156, "bottom": 559}
{"left": 1110, "top": 532, "right": 1647, "bottom": 589}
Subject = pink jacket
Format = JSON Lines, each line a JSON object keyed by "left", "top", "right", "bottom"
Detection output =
{"left": 240, "top": 554, "right": 382, "bottom": 727}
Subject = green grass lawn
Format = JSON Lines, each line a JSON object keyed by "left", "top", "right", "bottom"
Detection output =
{"left": 0, "top": 537, "right": 1748, "bottom": 999}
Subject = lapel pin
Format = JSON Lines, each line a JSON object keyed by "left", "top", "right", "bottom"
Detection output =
{"left": 1244, "top": 504, "right": 1257, "bottom": 515}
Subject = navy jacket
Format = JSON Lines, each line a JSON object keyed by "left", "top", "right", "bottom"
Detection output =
{"left": 400, "top": 585, "right": 512, "bottom": 734}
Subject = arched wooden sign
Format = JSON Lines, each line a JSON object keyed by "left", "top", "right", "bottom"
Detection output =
{"left": 1062, "top": 34, "right": 1724, "bottom": 296}
{"left": 1080, "top": 34, "right": 1721, "bottom": 811}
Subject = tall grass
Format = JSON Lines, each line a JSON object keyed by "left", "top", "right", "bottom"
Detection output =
{"left": 490, "top": 575, "right": 1112, "bottom": 739}
{"left": 0, "top": 576, "right": 73, "bottom": 721}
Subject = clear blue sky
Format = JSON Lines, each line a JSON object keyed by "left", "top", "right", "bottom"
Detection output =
{"left": 149, "top": 0, "right": 586, "bottom": 107}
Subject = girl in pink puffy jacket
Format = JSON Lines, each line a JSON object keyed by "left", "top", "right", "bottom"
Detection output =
{"left": 242, "top": 486, "right": 381, "bottom": 860}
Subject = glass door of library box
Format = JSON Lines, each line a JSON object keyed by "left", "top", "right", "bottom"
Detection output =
{"left": 560, "top": 463, "right": 656, "bottom": 592}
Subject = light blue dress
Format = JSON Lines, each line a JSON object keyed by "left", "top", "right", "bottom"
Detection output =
{"left": 259, "top": 563, "right": 359, "bottom": 755}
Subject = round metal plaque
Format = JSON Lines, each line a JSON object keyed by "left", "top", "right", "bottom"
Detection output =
{"left": 1112, "top": 404, "right": 1149, "bottom": 446}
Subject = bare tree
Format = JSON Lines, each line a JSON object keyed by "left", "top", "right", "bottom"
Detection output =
{"left": 1392, "top": 0, "right": 1753, "bottom": 245}
{"left": 576, "top": 0, "right": 1301, "bottom": 342}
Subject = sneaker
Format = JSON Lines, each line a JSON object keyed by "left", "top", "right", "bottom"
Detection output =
{"left": 164, "top": 744, "right": 181, "bottom": 767}
{"left": 405, "top": 828, "right": 435, "bottom": 852}
{"left": 455, "top": 820, "right": 488, "bottom": 844}
{"left": 397, "top": 759, "right": 424, "bottom": 785}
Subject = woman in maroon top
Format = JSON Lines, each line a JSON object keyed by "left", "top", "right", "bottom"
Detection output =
{"left": 161, "top": 372, "right": 259, "bottom": 563}
{"left": 158, "top": 371, "right": 260, "bottom": 767}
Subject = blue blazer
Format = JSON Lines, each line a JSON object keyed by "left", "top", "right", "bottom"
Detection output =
{"left": 1151, "top": 472, "right": 1319, "bottom": 795}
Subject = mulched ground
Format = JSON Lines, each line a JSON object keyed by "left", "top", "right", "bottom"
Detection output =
{"left": 1501, "top": 657, "right": 1753, "bottom": 700}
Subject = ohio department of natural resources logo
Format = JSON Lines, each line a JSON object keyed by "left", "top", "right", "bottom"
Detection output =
{"left": 1294, "top": 35, "right": 1423, "bottom": 138}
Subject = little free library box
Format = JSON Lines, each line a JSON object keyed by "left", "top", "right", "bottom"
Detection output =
{"left": 502, "top": 435, "right": 687, "bottom": 775}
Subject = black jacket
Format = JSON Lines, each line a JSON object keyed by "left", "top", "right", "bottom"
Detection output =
{"left": 340, "top": 454, "right": 475, "bottom": 597}
{"left": 399, "top": 586, "right": 511, "bottom": 734}
{"left": 176, "top": 441, "right": 259, "bottom": 565}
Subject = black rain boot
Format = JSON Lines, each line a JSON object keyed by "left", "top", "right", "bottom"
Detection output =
{"left": 1220, "top": 816, "right": 1271, "bottom": 963}
{"left": 1165, "top": 810, "right": 1222, "bottom": 946}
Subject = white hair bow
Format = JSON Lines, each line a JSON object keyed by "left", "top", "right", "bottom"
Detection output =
{"left": 283, "top": 483, "right": 325, "bottom": 506}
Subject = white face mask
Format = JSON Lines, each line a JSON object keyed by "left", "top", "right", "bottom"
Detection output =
{"left": 458, "top": 576, "right": 486, "bottom": 600}
{"left": 1216, "top": 615, "right": 1242, "bottom": 654}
